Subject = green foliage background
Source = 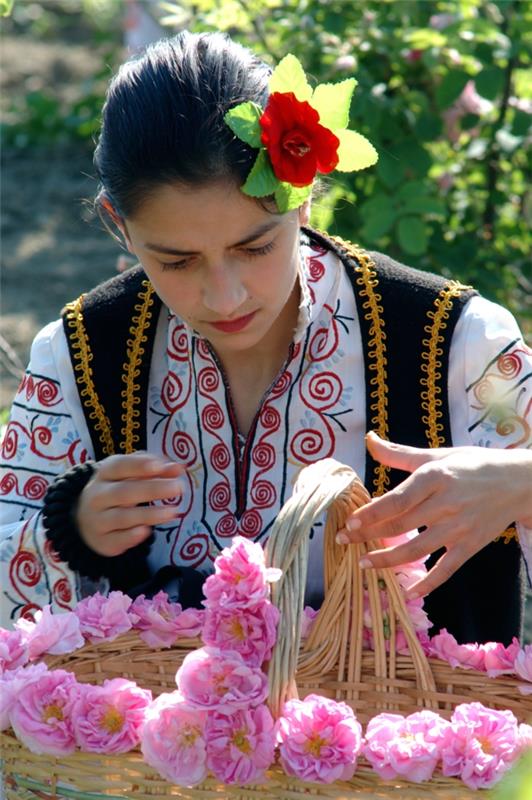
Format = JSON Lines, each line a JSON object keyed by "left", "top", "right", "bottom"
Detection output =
{"left": 2, "top": 0, "right": 531, "bottom": 327}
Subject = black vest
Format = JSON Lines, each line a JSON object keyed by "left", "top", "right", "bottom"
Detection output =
{"left": 62, "top": 229, "right": 523, "bottom": 644}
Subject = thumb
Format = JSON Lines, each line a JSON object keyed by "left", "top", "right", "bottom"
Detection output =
{"left": 365, "top": 431, "right": 450, "bottom": 472}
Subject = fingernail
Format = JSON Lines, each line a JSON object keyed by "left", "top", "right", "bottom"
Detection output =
{"left": 408, "top": 591, "right": 420, "bottom": 601}
{"left": 346, "top": 518, "right": 361, "bottom": 532}
{"left": 336, "top": 533, "right": 349, "bottom": 545}
{"left": 359, "top": 558, "right": 372, "bottom": 569}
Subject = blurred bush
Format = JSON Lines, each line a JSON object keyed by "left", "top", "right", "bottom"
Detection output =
{"left": 2, "top": 0, "right": 531, "bottom": 325}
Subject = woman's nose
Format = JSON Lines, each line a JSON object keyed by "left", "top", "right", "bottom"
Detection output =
{"left": 202, "top": 262, "right": 248, "bottom": 316}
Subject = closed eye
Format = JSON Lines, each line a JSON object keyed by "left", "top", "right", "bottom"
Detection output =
{"left": 160, "top": 258, "right": 191, "bottom": 271}
{"left": 240, "top": 241, "right": 275, "bottom": 258}
{"left": 160, "top": 240, "right": 275, "bottom": 270}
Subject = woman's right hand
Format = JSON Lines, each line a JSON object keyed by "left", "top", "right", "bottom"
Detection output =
{"left": 76, "top": 453, "right": 184, "bottom": 557}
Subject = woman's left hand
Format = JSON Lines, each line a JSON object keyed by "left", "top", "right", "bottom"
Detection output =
{"left": 336, "top": 432, "right": 532, "bottom": 598}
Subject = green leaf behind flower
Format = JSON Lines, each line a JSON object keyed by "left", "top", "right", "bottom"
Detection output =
{"left": 274, "top": 182, "right": 312, "bottom": 213}
{"left": 224, "top": 102, "right": 262, "bottom": 148}
{"left": 311, "top": 79, "right": 357, "bottom": 130}
{"left": 335, "top": 129, "right": 378, "bottom": 172}
{"left": 269, "top": 54, "right": 312, "bottom": 102}
{"left": 242, "top": 150, "right": 279, "bottom": 197}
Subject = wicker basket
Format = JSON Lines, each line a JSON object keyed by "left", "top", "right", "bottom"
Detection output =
{"left": 2, "top": 459, "right": 530, "bottom": 799}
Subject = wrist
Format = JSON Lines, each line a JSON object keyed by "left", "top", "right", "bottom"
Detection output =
{"left": 42, "top": 463, "right": 154, "bottom": 590}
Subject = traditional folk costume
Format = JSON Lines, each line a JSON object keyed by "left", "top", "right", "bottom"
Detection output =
{"left": 1, "top": 230, "right": 531, "bottom": 643}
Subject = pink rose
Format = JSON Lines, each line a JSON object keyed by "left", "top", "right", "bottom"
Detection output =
{"left": 440, "top": 702, "right": 521, "bottom": 789}
{"left": 363, "top": 710, "right": 450, "bottom": 782}
{"left": 203, "top": 536, "right": 281, "bottom": 609}
{"left": 206, "top": 705, "right": 275, "bottom": 784}
{"left": 72, "top": 678, "right": 152, "bottom": 753}
{"left": 0, "top": 627, "right": 29, "bottom": 673}
{"left": 277, "top": 694, "right": 362, "bottom": 783}
{"left": 10, "top": 668, "right": 79, "bottom": 755}
{"left": 75, "top": 591, "right": 132, "bottom": 642}
{"left": 176, "top": 647, "right": 268, "bottom": 712}
{"left": 301, "top": 606, "right": 319, "bottom": 639}
{"left": 514, "top": 644, "right": 532, "bottom": 694}
{"left": 130, "top": 591, "right": 204, "bottom": 648}
{"left": 202, "top": 601, "right": 279, "bottom": 666}
{"left": 480, "top": 638, "right": 520, "bottom": 677}
{"left": 141, "top": 691, "right": 208, "bottom": 786}
{"left": 0, "top": 662, "right": 48, "bottom": 730}
{"left": 429, "top": 629, "right": 486, "bottom": 671}
{"left": 15, "top": 606, "right": 84, "bottom": 659}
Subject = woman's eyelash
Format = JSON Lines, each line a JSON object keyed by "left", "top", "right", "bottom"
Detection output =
{"left": 242, "top": 241, "right": 275, "bottom": 257}
{"left": 160, "top": 241, "right": 275, "bottom": 270}
{"left": 161, "top": 259, "right": 189, "bottom": 271}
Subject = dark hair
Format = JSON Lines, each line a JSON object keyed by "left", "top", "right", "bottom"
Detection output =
{"left": 94, "top": 31, "right": 271, "bottom": 218}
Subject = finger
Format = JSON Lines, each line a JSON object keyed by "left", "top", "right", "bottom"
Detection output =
{"left": 339, "top": 470, "right": 437, "bottom": 539}
{"left": 366, "top": 432, "right": 452, "bottom": 473}
{"left": 100, "top": 504, "right": 179, "bottom": 532}
{"left": 96, "top": 453, "right": 184, "bottom": 481}
{"left": 92, "top": 477, "right": 184, "bottom": 509}
{"left": 360, "top": 536, "right": 444, "bottom": 569}
{"left": 90, "top": 526, "right": 152, "bottom": 557}
{"left": 405, "top": 548, "right": 471, "bottom": 599}
{"left": 360, "top": 520, "right": 470, "bottom": 568}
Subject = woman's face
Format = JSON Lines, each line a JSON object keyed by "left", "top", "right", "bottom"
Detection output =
{"left": 122, "top": 181, "right": 308, "bottom": 361}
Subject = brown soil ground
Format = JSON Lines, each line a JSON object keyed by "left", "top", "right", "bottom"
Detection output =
{"left": 1, "top": 31, "right": 122, "bottom": 406}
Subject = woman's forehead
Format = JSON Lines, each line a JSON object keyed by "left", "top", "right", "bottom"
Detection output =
{"left": 126, "top": 181, "right": 286, "bottom": 251}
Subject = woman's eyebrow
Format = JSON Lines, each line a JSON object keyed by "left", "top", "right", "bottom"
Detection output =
{"left": 144, "top": 220, "right": 281, "bottom": 256}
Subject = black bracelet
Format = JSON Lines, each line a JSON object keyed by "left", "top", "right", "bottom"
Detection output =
{"left": 42, "top": 463, "right": 153, "bottom": 590}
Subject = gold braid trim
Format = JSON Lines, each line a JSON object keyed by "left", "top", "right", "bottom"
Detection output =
{"left": 324, "top": 234, "right": 390, "bottom": 496}
{"left": 64, "top": 296, "right": 115, "bottom": 457}
{"left": 421, "top": 280, "right": 472, "bottom": 448}
{"left": 493, "top": 526, "right": 518, "bottom": 544}
{"left": 119, "top": 279, "right": 155, "bottom": 453}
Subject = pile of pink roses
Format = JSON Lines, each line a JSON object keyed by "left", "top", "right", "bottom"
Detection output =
{"left": 0, "top": 535, "right": 531, "bottom": 790}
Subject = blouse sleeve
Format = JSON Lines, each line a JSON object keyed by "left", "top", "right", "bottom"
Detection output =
{"left": 0, "top": 320, "right": 96, "bottom": 628}
{"left": 448, "top": 295, "right": 532, "bottom": 579}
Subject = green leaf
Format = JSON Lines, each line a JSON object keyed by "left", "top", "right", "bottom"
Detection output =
{"left": 376, "top": 152, "right": 403, "bottom": 189}
{"left": 269, "top": 54, "right": 312, "bottom": 102}
{"left": 224, "top": 102, "right": 262, "bottom": 148}
{"left": 396, "top": 181, "right": 431, "bottom": 201}
{"left": 435, "top": 70, "right": 470, "bottom": 109}
{"left": 461, "top": 113, "right": 480, "bottom": 131}
{"left": 360, "top": 194, "right": 396, "bottom": 242}
{"left": 397, "top": 216, "right": 428, "bottom": 255}
{"left": 335, "top": 129, "right": 378, "bottom": 172}
{"left": 400, "top": 197, "right": 446, "bottom": 217}
{"left": 0, "top": 0, "right": 14, "bottom": 16}
{"left": 406, "top": 29, "right": 447, "bottom": 49}
{"left": 311, "top": 78, "right": 357, "bottom": 130}
{"left": 475, "top": 67, "right": 504, "bottom": 101}
{"left": 274, "top": 182, "right": 312, "bottom": 213}
{"left": 242, "top": 151, "right": 279, "bottom": 197}
{"left": 414, "top": 112, "right": 443, "bottom": 141}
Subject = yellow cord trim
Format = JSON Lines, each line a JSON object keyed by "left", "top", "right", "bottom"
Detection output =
{"left": 323, "top": 234, "right": 390, "bottom": 496}
{"left": 493, "top": 526, "right": 518, "bottom": 545}
{"left": 64, "top": 296, "right": 115, "bottom": 457}
{"left": 421, "top": 280, "right": 472, "bottom": 448}
{"left": 119, "top": 279, "right": 155, "bottom": 453}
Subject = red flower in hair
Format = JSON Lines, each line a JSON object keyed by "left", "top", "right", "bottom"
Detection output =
{"left": 259, "top": 92, "right": 340, "bottom": 187}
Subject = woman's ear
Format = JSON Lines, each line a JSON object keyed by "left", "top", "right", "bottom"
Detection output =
{"left": 298, "top": 198, "right": 311, "bottom": 226}
{"left": 98, "top": 195, "right": 135, "bottom": 253}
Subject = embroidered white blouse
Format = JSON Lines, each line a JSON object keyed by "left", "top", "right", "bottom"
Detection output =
{"left": 1, "top": 242, "right": 531, "bottom": 628}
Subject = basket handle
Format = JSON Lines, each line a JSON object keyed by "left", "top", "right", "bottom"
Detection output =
{"left": 265, "top": 458, "right": 437, "bottom": 718}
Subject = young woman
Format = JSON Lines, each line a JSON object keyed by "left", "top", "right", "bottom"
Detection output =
{"left": 1, "top": 31, "right": 530, "bottom": 644}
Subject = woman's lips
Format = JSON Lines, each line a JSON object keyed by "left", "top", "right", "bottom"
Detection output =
{"left": 209, "top": 310, "right": 257, "bottom": 333}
